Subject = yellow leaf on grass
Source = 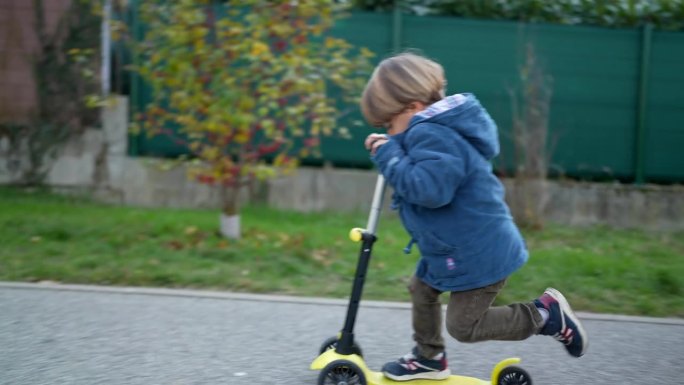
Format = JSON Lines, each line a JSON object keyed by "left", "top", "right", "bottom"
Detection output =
{"left": 325, "top": 37, "right": 340, "bottom": 49}
{"left": 201, "top": 146, "right": 219, "bottom": 160}
{"left": 206, "top": 121, "right": 220, "bottom": 132}
{"left": 251, "top": 41, "right": 269, "bottom": 57}
{"left": 234, "top": 132, "right": 249, "bottom": 144}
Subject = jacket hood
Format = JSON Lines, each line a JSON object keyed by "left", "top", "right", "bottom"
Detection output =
{"left": 408, "top": 93, "right": 499, "bottom": 160}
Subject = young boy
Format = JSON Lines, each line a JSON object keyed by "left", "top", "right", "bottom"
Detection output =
{"left": 361, "top": 52, "right": 588, "bottom": 382}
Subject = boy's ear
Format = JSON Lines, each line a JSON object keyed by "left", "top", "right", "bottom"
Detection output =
{"left": 409, "top": 101, "right": 427, "bottom": 111}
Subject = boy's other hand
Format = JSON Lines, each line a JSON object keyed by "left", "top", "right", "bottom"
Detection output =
{"left": 365, "top": 133, "right": 389, "bottom": 155}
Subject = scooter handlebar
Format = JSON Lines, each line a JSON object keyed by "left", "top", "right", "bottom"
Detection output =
{"left": 349, "top": 175, "right": 386, "bottom": 243}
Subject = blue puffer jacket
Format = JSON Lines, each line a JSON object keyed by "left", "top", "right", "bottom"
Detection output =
{"left": 371, "top": 93, "right": 528, "bottom": 292}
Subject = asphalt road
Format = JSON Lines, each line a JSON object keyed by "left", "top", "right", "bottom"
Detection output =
{"left": 1, "top": 283, "right": 683, "bottom": 385}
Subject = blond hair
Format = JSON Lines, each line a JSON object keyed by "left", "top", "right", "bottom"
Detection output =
{"left": 360, "top": 52, "right": 446, "bottom": 127}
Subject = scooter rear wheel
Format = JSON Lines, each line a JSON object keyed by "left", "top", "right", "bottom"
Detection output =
{"left": 319, "top": 336, "right": 363, "bottom": 357}
{"left": 318, "top": 360, "right": 366, "bottom": 385}
{"left": 497, "top": 366, "right": 533, "bottom": 385}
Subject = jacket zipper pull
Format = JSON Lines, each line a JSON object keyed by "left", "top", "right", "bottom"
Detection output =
{"left": 403, "top": 238, "right": 415, "bottom": 254}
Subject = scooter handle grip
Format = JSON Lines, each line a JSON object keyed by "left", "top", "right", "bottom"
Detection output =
{"left": 349, "top": 228, "right": 364, "bottom": 242}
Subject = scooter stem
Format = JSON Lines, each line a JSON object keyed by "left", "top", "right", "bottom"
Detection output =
{"left": 366, "top": 174, "right": 386, "bottom": 236}
{"left": 337, "top": 174, "right": 387, "bottom": 355}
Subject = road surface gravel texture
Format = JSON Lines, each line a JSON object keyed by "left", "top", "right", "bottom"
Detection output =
{"left": 1, "top": 283, "right": 682, "bottom": 385}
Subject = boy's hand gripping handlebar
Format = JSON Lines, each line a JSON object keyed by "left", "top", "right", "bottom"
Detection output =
{"left": 349, "top": 174, "right": 387, "bottom": 242}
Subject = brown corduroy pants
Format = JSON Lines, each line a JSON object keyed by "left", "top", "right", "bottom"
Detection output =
{"left": 409, "top": 275, "right": 545, "bottom": 358}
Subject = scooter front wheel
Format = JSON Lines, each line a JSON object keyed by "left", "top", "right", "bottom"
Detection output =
{"left": 497, "top": 366, "right": 532, "bottom": 385}
{"left": 318, "top": 360, "right": 367, "bottom": 385}
{"left": 319, "top": 336, "right": 363, "bottom": 357}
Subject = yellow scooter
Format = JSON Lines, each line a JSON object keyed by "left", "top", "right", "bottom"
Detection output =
{"left": 310, "top": 175, "right": 533, "bottom": 385}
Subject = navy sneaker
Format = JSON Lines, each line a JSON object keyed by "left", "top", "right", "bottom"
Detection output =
{"left": 382, "top": 347, "right": 450, "bottom": 381}
{"left": 535, "top": 288, "right": 589, "bottom": 357}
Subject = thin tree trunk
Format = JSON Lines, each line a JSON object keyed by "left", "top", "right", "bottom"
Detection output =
{"left": 219, "top": 184, "right": 240, "bottom": 239}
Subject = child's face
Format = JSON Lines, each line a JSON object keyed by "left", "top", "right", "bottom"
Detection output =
{"left": 384, "top": 102, "right": 426, "bottom": 136}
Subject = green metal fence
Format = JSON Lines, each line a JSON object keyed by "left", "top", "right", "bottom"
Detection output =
{"left": 129, "top": 9, "right": 684, "bottom": 183}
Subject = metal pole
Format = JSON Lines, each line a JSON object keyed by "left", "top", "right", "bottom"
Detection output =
{"left": 128, "top": 0, "right": 140, "bottom": 156}
{"left": 366, "top": 175, "right": 386, "bottom": 235}
{"left": 635, "top": 23, "right": 652, "bottom": 185}
{"left": 392, "top": 1, "right": 402, "bottom": 52}
{"left": 101, "top": 0, "right": 112, "bottom": 98}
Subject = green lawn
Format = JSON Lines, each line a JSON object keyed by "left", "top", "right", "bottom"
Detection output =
{"left": 1, "top": 187, "right": 682, "bottom": 317}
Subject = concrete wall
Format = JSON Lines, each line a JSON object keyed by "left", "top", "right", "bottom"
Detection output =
{"left": 504, "top": 179, "right": 684, "bottom": 231}
{"left": 1, "top": 96, "right": 682, "bottom": 231}
{"left": 0, "top": 97, "right": 127, "bottom": 188}
{"left": 267, "top": 169, "right": 684, "bottom": 231}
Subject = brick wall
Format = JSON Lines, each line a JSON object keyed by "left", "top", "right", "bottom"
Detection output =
{"left": 0, "top": 0, "right": 72, "bottom": 123}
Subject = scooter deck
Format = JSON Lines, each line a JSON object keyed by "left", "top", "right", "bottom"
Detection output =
{"left": 311, "top": 349, "right": 519, "bottom": 385}
{"left": 366, "top": 371, "right": 488, "bottom": 385}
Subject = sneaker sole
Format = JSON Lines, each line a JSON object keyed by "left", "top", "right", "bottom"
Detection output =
{"left": 383, "top": 369, "right": 451, "bottom": 382}
{"left": 546, "top": 287, "right": 589, "bottom": 357}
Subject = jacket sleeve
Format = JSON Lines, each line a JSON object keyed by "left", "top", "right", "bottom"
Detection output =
{"left": 371, "top": 124, "right": 467, "bottom": 209}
